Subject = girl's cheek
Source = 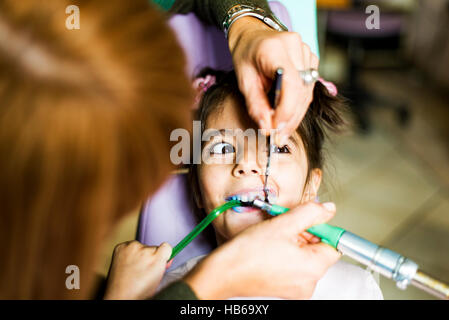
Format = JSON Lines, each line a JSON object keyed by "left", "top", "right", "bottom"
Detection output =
{"left": 200, "top": 166, "right": 229, "bottom": 211}
{"left": 275, "top": 163, "right": 306, "bottom": 205}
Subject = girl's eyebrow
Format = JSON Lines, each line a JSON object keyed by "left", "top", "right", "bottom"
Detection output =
{"left": 201, "top": 128, "right": 231, "bottom": 147}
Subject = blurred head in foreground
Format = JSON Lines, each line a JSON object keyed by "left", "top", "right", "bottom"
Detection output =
{"left": 0, "top": 0, "right": 192, "bottom": 298}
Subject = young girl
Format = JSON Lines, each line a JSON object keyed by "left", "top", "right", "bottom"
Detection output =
{"left": 159, "top": 69, "right": 383, "bottom": 299}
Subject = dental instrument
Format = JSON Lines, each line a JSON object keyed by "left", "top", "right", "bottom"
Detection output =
{"left": 263, "top": 68, "right": 319, "bottom": 202}
{"left": 250, "top": 198, "right": 449, "bottom": 300}
{"left": 263, "top": 68, "right": 283, "bottom": 201}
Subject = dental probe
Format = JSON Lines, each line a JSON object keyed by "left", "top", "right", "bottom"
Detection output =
{"left": 251, "top": 198, "right": 449, "bottom": 300}
{"left": 264, "top": 68, "right": 283, "bottom": 201}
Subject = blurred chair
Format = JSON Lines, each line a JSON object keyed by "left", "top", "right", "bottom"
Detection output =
{"left": 136, "top": 0, "right": 320, "bottom": 270}
{"left": 325, "top": 1, "right": 410, "bottom": 133}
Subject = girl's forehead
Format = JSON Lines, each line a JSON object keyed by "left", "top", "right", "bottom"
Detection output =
{"left": 205, "top": 96, "right": 303, "bottom": 147}
{"left": 205, "top": 96, "right": 254, "bottom": 130}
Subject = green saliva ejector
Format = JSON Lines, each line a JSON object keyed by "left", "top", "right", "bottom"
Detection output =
{"left": 170, "top": 198, "right": 449, "bottom": 300}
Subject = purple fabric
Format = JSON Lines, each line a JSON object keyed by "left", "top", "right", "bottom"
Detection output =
{"left": 137, "top": 2, "right": 294, "bottom": 270}
{"left": 169, "top": 1, "right": 293, "bottom": 78}
{"left": 137, "top": 175, "right": 214, "bottom": 266}
{"left": 327, "top": 11, "right": 404, "bottom": 38}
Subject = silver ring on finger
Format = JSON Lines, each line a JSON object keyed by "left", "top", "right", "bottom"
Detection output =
{"left": 299, "top": 69, "right": 319, "bottom": 85}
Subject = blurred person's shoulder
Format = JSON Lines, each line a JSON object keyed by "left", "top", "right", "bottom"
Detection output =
{"left": 312, "top": 260, "right": 384, "bottom": 300}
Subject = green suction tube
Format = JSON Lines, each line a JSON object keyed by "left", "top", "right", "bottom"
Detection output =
{"left": 169, "top": 200, "right": 241, "bottom": 260}
{"left": 169, "top": 200, "right": 345, "bottom": 260}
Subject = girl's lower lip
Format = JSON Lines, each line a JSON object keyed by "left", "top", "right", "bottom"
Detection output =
{"left": 230, "top": 206, "right": 262, "bottom": 214}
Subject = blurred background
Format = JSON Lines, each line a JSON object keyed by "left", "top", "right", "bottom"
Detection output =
{"left": 317, "top": 0, "right": 449, "bottom": 299}
{"left": 98, "top": 0, "right": 449, "bottom": 300}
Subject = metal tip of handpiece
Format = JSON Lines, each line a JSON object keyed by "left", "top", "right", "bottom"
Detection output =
{"left": 412, "top": 270, "right": 449, "bottom": 300}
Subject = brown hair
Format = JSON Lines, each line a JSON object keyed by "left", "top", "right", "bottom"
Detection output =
{"left": 187, "top": 69, "right": 346, "bottom": 239}
{"left": 0, "top": 0, "right": 193, "bottom": 299}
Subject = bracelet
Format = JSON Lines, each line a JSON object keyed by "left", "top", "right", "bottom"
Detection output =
{"left": 223, "top": 4, "right": 288, "bottom": 39}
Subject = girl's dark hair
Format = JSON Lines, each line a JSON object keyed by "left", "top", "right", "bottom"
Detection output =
{"left": 187, "top": 68, "right": 346, "bottom": 245}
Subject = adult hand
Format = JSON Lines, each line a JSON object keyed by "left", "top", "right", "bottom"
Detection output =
{"left": 103, "top": 241, "right": 172, "bottom": 300}
{"left": 228, "top": 17, "right": 318, "bottom": 145}
{"left": 184, "top": 202, "right": 341, "bottom": 299}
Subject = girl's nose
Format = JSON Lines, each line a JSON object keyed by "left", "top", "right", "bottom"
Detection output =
{"left": 232, "top": 161, "right": 262, "bottom": 177}
{"left": 232, "top": 135, "right": 264, "bottom": 177}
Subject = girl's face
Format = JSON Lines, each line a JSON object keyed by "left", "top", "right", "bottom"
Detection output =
{"left": 197, "top": 96, "right": 321, "bottom": 244}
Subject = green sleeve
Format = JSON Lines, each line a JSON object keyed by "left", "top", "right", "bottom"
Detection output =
{"left": 152, "top": 281, "right": 198, "bottom": 300}
{"left": 152, "top": 0, "right": 273, "bottom": 30}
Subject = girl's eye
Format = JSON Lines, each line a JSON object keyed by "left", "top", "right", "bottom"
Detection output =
{"left": 210, "top": 142, "right": 235, "bottom": 154}
{"left": 274, "top": 145, "right": 290, "bottom": 154}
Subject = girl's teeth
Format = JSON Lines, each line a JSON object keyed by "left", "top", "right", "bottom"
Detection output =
{"left": 226, "top": 192, "right": 277, "bottom": 203}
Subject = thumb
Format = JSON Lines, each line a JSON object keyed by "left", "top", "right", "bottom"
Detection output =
{"left": 273, "top": 201, "right": 336, "bottom": 237}
{"left": 156, "top": 242, "right": 172, "bottom": 262}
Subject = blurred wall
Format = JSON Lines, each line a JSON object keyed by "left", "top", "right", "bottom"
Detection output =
{"left": 406, "top": 0, "right": 449, "bottom": 89}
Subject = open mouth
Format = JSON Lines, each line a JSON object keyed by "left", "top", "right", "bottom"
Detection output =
{"left": 225, "top": 189, "right": 277, "bottom": 213}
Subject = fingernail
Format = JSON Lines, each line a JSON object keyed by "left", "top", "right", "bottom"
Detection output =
{"left": 322, "top": 202, "right": 336, "bottom": 212}
{"left": 166, "top": 259, "right": 173, "bottom": 269}
{"left": 259, "top": 121, "right": 269, "bottom": 137}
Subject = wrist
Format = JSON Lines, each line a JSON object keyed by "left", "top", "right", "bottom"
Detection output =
{"left": 227, "top": 16, "right": 273, "bottom": 54}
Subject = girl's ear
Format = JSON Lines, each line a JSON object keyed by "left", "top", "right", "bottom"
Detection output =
{"left": 303, "top": 168, "right": 322, "bottom": 202}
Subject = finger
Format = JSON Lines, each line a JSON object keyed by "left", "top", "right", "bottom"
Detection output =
{"left": 271, "top": 65, "right": 303, "bottom": 132}
{"left": 307, "top": 242, "right": 342, "bottom": 267}
{"left": 238, "top": 67, "right": 273, "bottom": 131}
{"left": 275, "top": 103, "right": 303, "bottom": 146}
{"left": 297, "top": 233, "right": 315, "bottom": 245}
{"left": 273, "top": 201, "right": 336, "bottom": 237}
{"left": 284, "top": 33, "right": 305, "bottom": 71}
{"left": 297, "top": 234, "right": 309, "bottom": 245}
{"left": 300, "top": 231, "right": 321, "bottom": 244}
{"left": 301, "top": 43, "right": 312, "bottom": 70}
{"left": 274, "top": 41, "right": 317, "bottom": 139}
{"left": 273, "top": 33, "right": 310, "bottom": 131}
{"left": 156, "top": 242, "right": 172, "bottom": 262}
{"left": 310, "top": 52, "right": 319, "bottom": 70}
{"left": 270, "top": 36, "right": 304, "bottom": 130}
